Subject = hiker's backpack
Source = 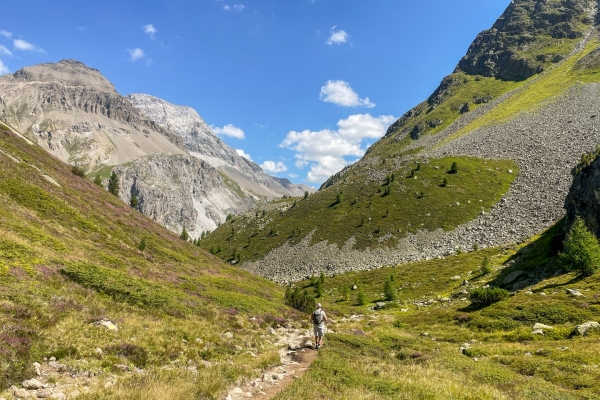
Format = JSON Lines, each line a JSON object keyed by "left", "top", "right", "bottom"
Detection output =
{"left": 312, "top": 309, "right": 324, "bottom": 324}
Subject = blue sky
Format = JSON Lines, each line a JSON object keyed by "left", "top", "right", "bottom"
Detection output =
{"left": 1, "top": 0, "right": 510, "bottom": 185}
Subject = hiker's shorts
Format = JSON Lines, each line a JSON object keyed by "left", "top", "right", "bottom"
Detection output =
{"left": 313, "top": 324, "right": 325, "bottom": 336}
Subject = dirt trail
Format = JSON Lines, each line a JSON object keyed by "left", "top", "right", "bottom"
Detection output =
{"left": 226, "top": 334, "right": 320, "bottom": 400}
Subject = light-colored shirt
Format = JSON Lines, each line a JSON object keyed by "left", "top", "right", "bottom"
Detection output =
{"left": 313, "top": 308, "right": 327, "bottom": 327}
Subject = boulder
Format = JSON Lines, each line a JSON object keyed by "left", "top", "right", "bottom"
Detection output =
{"left": 503, "top": 270, "right": 524, "bottom": 284}
{"left": 573, "top": 321, "right": 600, "bottom": 336}
{"left": 532, "top": 323, "right": 554, "bottom": 331}
{"left": 22, "top": 379, "right": 43, "bottom": 390}
{"left": 566, "top": 289, "right": 584, "bottom": 297}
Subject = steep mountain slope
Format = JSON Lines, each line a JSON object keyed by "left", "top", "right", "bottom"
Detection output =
{"left": 0, "top": 60, "right": 185, "bottom": 166}
{"left": 126, "top": 94, "right": 311, "bottom": 198}
{"left": 202, "top": 0, "right": 600, "bottom": 282}
{"left": 0, "top": 61, "right": 310, "bottom": 239}
{"left": 0, "top": 124, "right": 300, "bottom": 398}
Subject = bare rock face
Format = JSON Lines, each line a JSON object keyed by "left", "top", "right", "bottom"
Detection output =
{"left": 0, "top": 60, "right": 185, "bottom": 167}
{"left": 115, "top": 154, "right": 256, "bottom": 237}
{"left": 126, "top": 93, "right": 313, "bottom": 198}
{"left": 564, "top": 151, "right": 600, "bottom": 237}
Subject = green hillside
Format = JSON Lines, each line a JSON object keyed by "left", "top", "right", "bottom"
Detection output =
{"left": 274, "top": 221, "right": 600, "bottom": 399}
{"left": 0, "top": 125, "right": 297, "bottom": 399}
{"left": 202, "top": 156, "right": 517, "bottom": 263}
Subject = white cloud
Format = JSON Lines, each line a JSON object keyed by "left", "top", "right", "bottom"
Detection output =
{"left": 143, "top": 24, "right": 157, "bottom": 39}
{"left": 233, "top": 4, "right": 246, "bottom": 12}
{"left": 145, "top": 58, "right": 154, "bottom": 66}
{"left": 261, "top": 160, "right": 287, "bottom": 174}
{"left": 211, "top": 124, "right": 245, "bottom": 139}
{"left": 319, "top": 80, "right": 375, "bottom": 108}
{"left": 223, "top": 4, "right": 231, "bottom": 10}
{"left": 0, "top": 30, "right": 12, "bottom": 38}
{"left": 281, "top": 114, "right": 396, "bottom": 183}
{"left": 127, "top": 48, "right": 145, "bottom": 61}
{"left": 326, "top": 27, "right": 348, "bottom": 45}
{"left": 0, "top": 59, "right": 9, "bottom": 75}
{"left": 13, "top": 39, "right": 45, "bottom": 53}
{"left": 235, "top": 149, "right": 253, "bottom": 161}
{"left": 0, "top": 45, "right": 12, "bottom": 56}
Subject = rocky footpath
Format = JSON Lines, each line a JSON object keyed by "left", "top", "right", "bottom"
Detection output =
{"left": 242, "top": 83, "right": 600, "bottom": 283}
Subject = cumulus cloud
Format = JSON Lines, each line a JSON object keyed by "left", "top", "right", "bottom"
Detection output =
{"left": 261, "top": 160, "right": 288, "bottom": 174}
{"left": 0, "top": 45, "right": 12, "bottom": 56}
{"left": 233, "top": 4, "right": 246, "bottom": 12}
{"left": 235, "top": 149, "right": 253, "bottom": 161}
{"left": 281, "top": 114, "right": 396, "bottom": 183}
{"left": 211, "top": 124, "right": 245, "bottom": 139}
{"left": 143, "top": 24, "right": 157, "bottom": 39}
{"left": 326, "top": 27, "right": 348, "bottom": 45}
{"left": 0, "top": 30, "right": 12, "bottom": 37}
{"left": 223, "top": 4, "right": 231, "bottom": 10}
{"left": 127, "top": 48, "right": 145, "bottom": 61}
{"left": 0, "top": 59, "right": 9, "bottom": 75}
{"left": 319, "top": 80, "right": 375, "bottom": 108}
{"left": 13, "top": 39, "right": 45, "bottom": 53}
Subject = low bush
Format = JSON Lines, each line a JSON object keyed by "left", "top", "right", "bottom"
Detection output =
{"left": 71, "top": 165, "right": 86, "bottom": 177}
{"left": 284, "top": 286, "right": 315, "bottom": 313}
{"left": 469, "top": 287, "right": 509, "bottom": 306}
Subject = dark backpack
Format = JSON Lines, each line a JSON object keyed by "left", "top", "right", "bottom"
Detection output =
{"left": 312, "top": 309, "right": 324, "bottom": 324}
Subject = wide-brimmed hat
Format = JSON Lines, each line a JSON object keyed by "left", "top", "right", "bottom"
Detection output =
{"left": 317, "top": 303, "right": 322, "bottom": 308}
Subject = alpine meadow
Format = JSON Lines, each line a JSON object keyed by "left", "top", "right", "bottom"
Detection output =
{"left": 3, "top": 1, "right": 600, "bottom": 399}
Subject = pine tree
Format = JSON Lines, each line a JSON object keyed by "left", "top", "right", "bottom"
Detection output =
{"left": 107, "top": 171, "right": 119, "bottom": 196}
{"left": 449, "top": 162, "right": 458, "bottom": 174}
{"left": 304, "top": 191, "right": 309, "bottom": 200}
{"left": 93, "top": 175, "right": 103, "bottom": 187}
{"left": 180, "top": 226, "right": 190, "bottom": 241}
{"left": 130, "top": 194, "right": 139, "bottom": 208}
{"left": 384, "top": 280, "right": 397, "bottom": 301}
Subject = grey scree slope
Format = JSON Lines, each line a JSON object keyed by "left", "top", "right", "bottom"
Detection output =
{"left": 242, "top": 84, "right": 600, "bottom": 283}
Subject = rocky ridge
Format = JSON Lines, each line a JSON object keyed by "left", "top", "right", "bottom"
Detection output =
{"left": 127, "top": 94, "right": 312, "bottom": 199}
{"left": 0, "top": 60, "right": 185, "bottom": 167}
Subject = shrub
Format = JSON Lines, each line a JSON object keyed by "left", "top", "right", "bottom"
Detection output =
{"left": 469, "top": 287, "right": 509, "bottom": 306}
{"left": 284, "top": 286, "right": 315, "bottom": 313}
{"left": 138, "top": 237, "right": 147, "bottom": 252}
{"left": 93, "top": 175, "right": 103, "bottom": 187}
{"left": 441, "top": 177, "right": 448, "bottom": 187}
{"left": 130, "top": 194, "right": 139, "bottom": 208}
{"left": 314, "top": 281, "right": 323, "bottom": 298}
{"left": 559, "top": 216, "right": 600, "bottom": 276}
{"left": 357, "top": 289, "right": 366, "bottom": 306}
{"left": 105, "top": 343, "right": 148, "bottom": 367}
{"left": 320, "top": 272, "right": 326, "bottom": 284}
{"left": 341, "top": 286, "right": 350, "bottom": 301}
{"left": 449, "top": 162, "right": 458, "bottom": 174}
{"left": 304, "top": 191, "right": 309, "bottom": 200}
{"left": 384, "top": 280, "right": 396, "bottom": 301}
{"left": 481, "top": 256, "right": 492, "bottom": 275}
{"left": 71, "top": 165, "right": 86, "bottom": 177}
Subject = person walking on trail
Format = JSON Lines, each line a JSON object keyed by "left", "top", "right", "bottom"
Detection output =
{"left": 311, "top": 303, "right": 327, "bottom": 350}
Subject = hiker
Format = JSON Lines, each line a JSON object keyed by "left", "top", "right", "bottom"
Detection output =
{"left": 311, "top": 303, "right": 327, "bottom": 350}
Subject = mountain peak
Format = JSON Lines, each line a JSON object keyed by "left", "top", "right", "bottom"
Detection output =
{"left": 456, "top": 0, "right": 594, "bottom": 81}
{"left": 8, "top": 59, "right": 115, "bottom": 92}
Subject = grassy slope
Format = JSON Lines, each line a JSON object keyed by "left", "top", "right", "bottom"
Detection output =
{"left": 275, "top": 220, "right": 600, "bottom": 399}
{"left": 201, "top": 157, "right": 517, "bottom": 263}
{"left": 0, "top": 127, "right": 297, "bottom": 398}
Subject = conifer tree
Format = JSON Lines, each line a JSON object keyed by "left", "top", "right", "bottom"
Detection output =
{"left": 130, "top": 194, "right": 139, "bottom": 208}
{"left": 180, "top": 226, "right": 190, "bottom": 241}
{"left": 108, "top": 171, "right": 120, "bottom": 196}
{"left": 93, "top": 175, "right": 103, "bottom": 187}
